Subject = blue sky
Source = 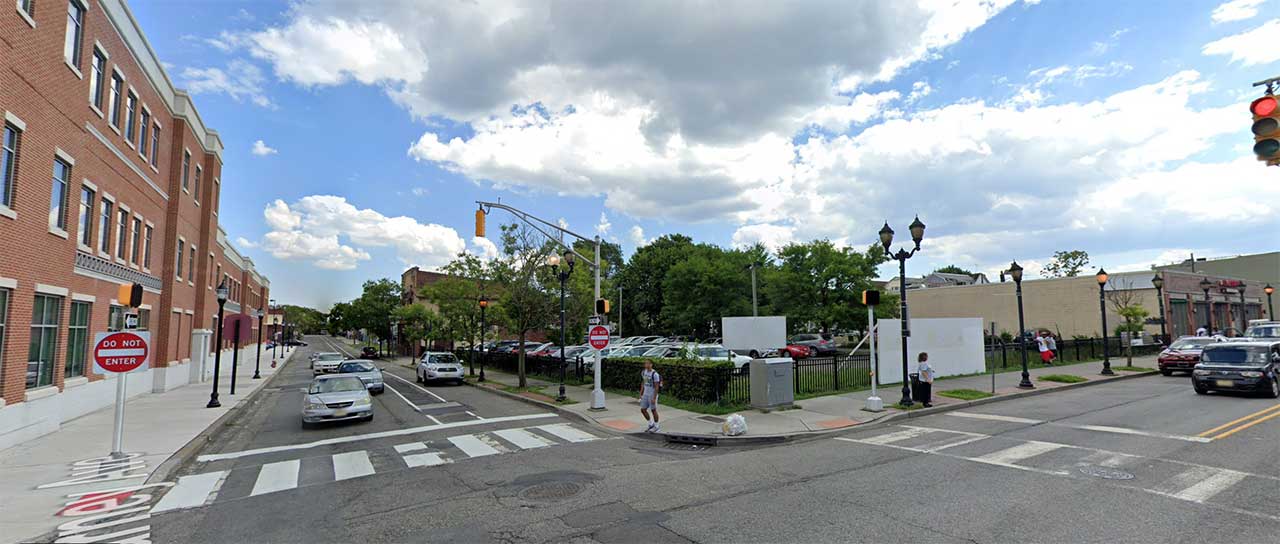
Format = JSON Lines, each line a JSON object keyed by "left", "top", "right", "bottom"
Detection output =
{"left": 130, "top": 0, "right": 1279, "bottom": 309}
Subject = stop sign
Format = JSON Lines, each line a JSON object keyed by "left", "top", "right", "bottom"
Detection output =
{"left": 588, "top": 325, "right": 610, "bottom": 350}
{"left": 93, "top": 331, "right": 151, "bottom": 374}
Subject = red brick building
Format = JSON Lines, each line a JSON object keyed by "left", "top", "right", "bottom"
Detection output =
{"left": 0, "top": 0, "right": 268, "bottom": 449}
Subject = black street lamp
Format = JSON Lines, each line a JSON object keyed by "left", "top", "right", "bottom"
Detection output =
{"left": 549, "top": 249, "right": 576, "bottom": 402}
{"left": 253, "top": 307, "right": 265, "bottom": 379}
{"left": 1151, "top": 273, "right": 1167, "bottom": 345}
{"left": 1266, "top": 284, "right": 1275, "bottom": 319}
{"left": 478, "top": 295, "right": 489, "bottom": 382}
{"left": 270, "top": 299, "right": 278, "bottom": 360}
{"left": 879, "top": 216, "right": 926, "bottom": 406}
{"left": 1010, "top": 262, "right": 1033, "bottom": 389}
{"left": 1200, "top": 277, "right": 1214, "bottom": 333}
{"left": 1238, "top": 281, "right": 1247, "bottom": 338}
{"left": 1097, "top": 269, "right": 1114, "bottom": 376}
{"left": 207, "top": 280, "right": 229, "bottom": 408}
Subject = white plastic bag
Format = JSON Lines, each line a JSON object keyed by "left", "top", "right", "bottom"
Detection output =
{"left": 722, "top": 413, "right": 748, "bottom": 436}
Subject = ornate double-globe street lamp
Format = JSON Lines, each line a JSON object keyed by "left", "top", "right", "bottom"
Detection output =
{"left": 1097, "top": 269, "right": 1114, "bottom": 376}
{"left": 207, "top": 281, "right": 229, "bottom": 408}
{"left": 878, "top": 217, "right": 926, "bottom": 406}
{"left": 478, "top": 295, "right": 489, "bottom": 382}
{"left": 548, "top": 249, "right": 576, "bottom": 402}
{"left": 1151, "top": 273, "right": 1166, "bottom": 345}
{"left": 1200, "top": 277, "right": 1214, "bottom": 333}
{"left": 1009, "top": 262, "right": 1033, "bottom": 389}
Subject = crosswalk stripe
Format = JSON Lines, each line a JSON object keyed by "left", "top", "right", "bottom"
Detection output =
{"left": 394, "top": 442, "right": 429, "bottom": 454}
{"left": 449, "top": 434, "right": 501, "bottom": 457}
{"left": 494, "top": 428, "right": 554, "bottom": 450}
{"left": 332, "top": 451, "right": 375, "bottom": 481}
{"left": 403, "top": 452, "right": 449, "bottom": 468}
{"left": 152, "top": 471, "right": 225, "bottom": 513}
{"left": 251, "top": 460, "right": 300, "bottom": 496}
{"left": 974, "top": 441, "right": 1062, "bottom": 465}
{"left": 536, "top": 423, "right": 598, "bottom": 443}
{"left": 1161, "top": 466, "right": 1248, "bottom": 503}
{"left": 948, "top": 412, "right": 1042, "bottom": 424}
{"left": 859, "top": 427, "right": 931, "bottom": 445}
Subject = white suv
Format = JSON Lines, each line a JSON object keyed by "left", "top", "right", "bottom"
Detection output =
{"left": 418, "top": 352, "right": 465, "bottom": 384}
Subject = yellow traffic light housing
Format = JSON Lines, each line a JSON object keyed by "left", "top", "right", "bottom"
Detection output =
{"left": 1250, "top": 95, "right": 1280, "bottom": 165}
{"left": 595, "top": 298, "right": 610, "bottom": 315}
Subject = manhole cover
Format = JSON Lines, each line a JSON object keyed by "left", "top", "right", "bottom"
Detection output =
{"left": 1078, "top": 465, "right": 1134, "bottom": 480}
{"left": 518, "top": 481, "right": 583, "bottom": 502}
{"left": 698, "top": 415, "right": 725, "bottom": 423}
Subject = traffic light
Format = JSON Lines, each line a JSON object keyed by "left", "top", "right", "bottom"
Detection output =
{"left": 116, "top": 282, "right": 143, "bottom": 307}
{"left": 862, "top": 290, "right": 880, "bottom": 306}
{"left": 1251, "top": 95, "right": 1280, "bottom": 164}
{"left": 475, "top": 208, "right": 486, "bottom": 237}
{"left": 595, "top": 298, "right": 610, "bottom": 315}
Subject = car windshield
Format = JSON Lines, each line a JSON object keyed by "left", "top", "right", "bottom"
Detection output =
{"left": 1170, "top": 339, "right": 1211, "bottom": 350}
{"left": 429, "top": 354, "right": 458, "bottom": 365}
{"left": 317, "top": 354, "right": 345, "bottom": 361}
{"left": 1246, "top": 326, "right": 1280, "bottom": 338}
{"left": 696, "top": 347, "right": 731, "bottom": 358}
{"left": 643, "top": 347, "right": 669, "bottom": 357}
{"left": 338, "top": 362, "right": 375, "bottom": 373}
{"left": 310, "top": 377, "right": 365, "bottom": 393}
{"left": 792, "top": 334, "right": 818, "bottom": 341}
{"left": 1200, "top": 347, "right": 1269, "bottom": 365}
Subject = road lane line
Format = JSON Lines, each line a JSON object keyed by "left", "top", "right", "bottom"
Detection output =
{"left": 384, "top": 372, "right": 448, "bottom": 403}
{"left": 974, "top": 441, "right": 1062, "bottom": 465}
{"left": 466, "top": 411, "right": 484, "bottom": 420}
{"left": 196, "top": 413, "right": 557, "bottom": 462}
{"left": 494, "top": 428, "right": 554, "bottom": 450}
{"left": 250, "top": 460, "right": 300, "bottom": 496}
{"left": 1198, "top": 403, "right": 1280, "bottom": 437}
{"left": 152, "top": 471, "right": 224, "bottom": 513}
{"left": 858, "top": 427, "right": 931, "bottom": 445}
{"left": 384, "top": 384, "right": 421, "bottom": 413}
{"left": 425, "top": 414, "right": 443, "bottom": 425}
{"left": 331, "top": 451, "right": 376, "bottom": 481}
{"left": 1169, "top": 467, "right": 1248, "bottom": 503}
{"left": 1075, "top": 424, "right": 1212, "bottom": 443}
{"left": 449, "top": 435, "right": 501, "bottom": 457}
{"left": 536, "top": 423, "right": 599, "bottom": 443}
{"left": 1207, "top": 409, "right": 1280, "bottom": 441}
{"left": 947, "top": 412, "right": 1043, "bottom": 424}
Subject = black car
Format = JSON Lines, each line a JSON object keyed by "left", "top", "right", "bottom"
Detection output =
{"left": 1192, "top": 341, "right": 1280, "bottom": 397}
{"left": 360, "top": 346, "right": 379, "bottom": 359}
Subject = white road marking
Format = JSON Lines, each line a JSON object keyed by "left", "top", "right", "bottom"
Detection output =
{"left": 394, "top": 442, "right": 429, "bottom": 454}
{"left": 1075, "top": 424, "right": 1213, "bottom": 443}
{"left": 449, "top": 435, "right": 501, "bottom": 457}
{"left": 858, "top": 427, "right": 931, "bottom": 445}
{"left": 974, "top": 441, "right": 1063, "bottom": 465}
{"left": 948, "top": 412, "right": 1043, "bottom": 424}
{"left": 152, "top": 471, "right": 225, "bottom": 513}
{"left": 425, "top": 414, "right": 443, "bottom": 425}
{"left": 466, "top": 411, "right": 484, "bottom": 420}
{"left": 494, "top": 428, "right": 553, "bottom": 450}
{"left": 250, "top": 460, "right": 300, "bottom": 496}
{"left": 536, "top": 423, "right": 599, "bottom": 443}
{"left": 403, "top": 452, "right": 449, "bottom": 468}
{"left": 1163, "top": 467, "right": 1249, "bottom": 503}
{"left": 331, "top": 451, "right": 375, "bottom": 481}
{"left": 384, "top": 384, "right": 421, "bottom": 413}
{"left": 385, "top": 372, "right": 448, "bottom": 403}
{"left": 196, "top": 413, "right": 557, "bottom": 462}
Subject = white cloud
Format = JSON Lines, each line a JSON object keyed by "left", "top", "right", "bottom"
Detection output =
{"left": 628, "top": 226, "right": 649, "bottom": 248}
{"left": 1211, "top": 0, "right": 1267, "bottom": 22}
{"left": 1203, "top": 18, "right": 1280, "bottom": 65}
{"left": 235, "top": 236, "right": 258, "bottom": 249}
{"left": 595, "top": 212, "right": 611, "bottom": 236}
{"left": 180, "top": 59, "right": 274, "bottom": 108}
{"left": 470, "top": 236, "right": 499, "bottom": 260}
{"left": 731, "top": 224, "right": 797, "bottom": 251}
{"left": 251, "top": 140, "right": 277, "bottom": 156}
{"left": 254, "top": 196, "right": 470, "bottom": 270}
{"left": 243, "top": 16, "right": 427, "bottom": 87}
{"left": 411, "top": 187, "right": 429, "bottom": 197}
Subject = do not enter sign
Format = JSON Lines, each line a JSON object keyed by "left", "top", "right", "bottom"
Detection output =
{"left": 588, "top": 325, "right": 611, "bottom": 350}
{"left": 93, "top": 331, "right": 151, "bottom": 374}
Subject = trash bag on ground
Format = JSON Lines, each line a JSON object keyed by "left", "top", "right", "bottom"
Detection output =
{"left": 722, "top": 413, "right": 748, "bottom": 436}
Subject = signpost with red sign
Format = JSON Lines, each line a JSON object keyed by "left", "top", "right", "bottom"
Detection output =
{"left": 588, "top": 325, "right": 611, "bottom": 350}
{"left": 93, "top": 331, "right": 151, "bottom": 458}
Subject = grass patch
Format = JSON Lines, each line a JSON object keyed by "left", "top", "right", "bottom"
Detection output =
{"left": 1040, "top": 374, "right": 1088, "bottom": 384}
{"left": 937, "top": 388, "right": 994, "bottom": 401}
{"left": 1113, "top": 365, "right": 1154, "bottom": 372}
{"left": 890, "top": 402, "right": 925, "bottom": 411}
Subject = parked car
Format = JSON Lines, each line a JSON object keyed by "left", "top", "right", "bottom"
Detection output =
{"left": 642, "top": 345, "right": 678, "bottom": 358}
{"left": 1193, "top": 341, "right": 1280, "bottom": 397}
{"left": 335, "top": 360, "right": 385, "bottom": 394}
{"left": 360, "top": 346, "right": 379, "bottom": 359}
{"left": 312, "top": 352, "right": 346, "bottom": 373}
{"left": 679, "top": 344, "right": 754, "bottom": 369}
{"left": 564, "top": 345, "right": 592, "bottom": 359}
{"left": 789, "top": 333, "right": 837, "bottom": 356}
{"left": 285, "top": 339, "right": 308, "bottom": 347}
{"left": 493, "top": 341, "right": 521, "bottom": 354}
{"left": 531, "top": 345, "right": 563, "bottom": 357}
{"left": 302, "top": 375, "right": 373, "bottom": 427}
{"left": 1244, "top": 321, "right": 1280, "bottom": 339}
{"left": 418, "top": 352, "right": 465, "bottom": 384}
{"left": 1158, "top": 336, "right": 1225, "bottom": 375}
{"left": 781, "top": 344, "right": 815, "bottom": 359}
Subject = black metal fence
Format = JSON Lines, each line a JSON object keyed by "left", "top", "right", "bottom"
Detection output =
{"left": 984, "top": 336, "right": 1163, "bottom": 369}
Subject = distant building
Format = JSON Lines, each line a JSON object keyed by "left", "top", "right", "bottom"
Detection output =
{"left": 401, "top": 267, "right": 452, "bottom": 308}
{"left": 1154, "top": 252, "right": 1279, "bottom": 291}
{"left": 886, "top": 272, "right": 989, "bottom": 293}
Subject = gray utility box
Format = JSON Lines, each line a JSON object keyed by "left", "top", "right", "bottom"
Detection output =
{"left": 750, "top": 357, "right": 794, "bottom": 409}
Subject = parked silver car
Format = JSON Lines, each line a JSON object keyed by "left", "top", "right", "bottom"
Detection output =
{"left": 335, "top": 360, "right": 384, "bottom": 394}
{"left": 312, "top": 352, "right": 346, "bottom": 374}
{"left": 302, "top": 375, "right": 373, "bottom": 427}
{"left": 418, "top": 352, "right": 465, "bottom": 384}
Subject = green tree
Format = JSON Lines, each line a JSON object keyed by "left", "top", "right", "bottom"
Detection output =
{"left": 1042, "top": 250, "right": 1090, "bottom": 278}
{"left": 659, "top": 245, "right": 754, "bottom": 338}
{"left": 327, "top": 302, "right": 353, "bottom": 335}
{"left": 494, "top": 224, "right": 558, "bottom": 387}
{"left": 933, "top": 265, "right": 976, "bottom": 276}
{"left": 615, "top": 234, "right": 697, "bottom": 335}
{"left": 392, "top": 303, "right": 440, "bottom": 356}
{"left": 422, "top": 253, "right": 499, "bottom": 359}
{"left": 350, "top": 278, "right": 401, "bottom": 355}
{"left": 765, "top": 241, "right": 888, "bottom": 334}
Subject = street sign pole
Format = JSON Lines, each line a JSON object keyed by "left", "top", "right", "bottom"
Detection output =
{"left": 230, "top": 322, "right": 241, "bottom": 395}
{"left": 94, "top": 331, "right": 150, "bottom": 459}
{"left": 866, "top": 306, "right": 882, "bottom": 412}
{"left": 110, "top": 369, "right": 127, "bottom": 458}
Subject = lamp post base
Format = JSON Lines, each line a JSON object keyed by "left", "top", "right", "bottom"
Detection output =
{"left": 1018, "top": 372, "right": 1034, "bottom": 389}
{"left": 1100, "top": 363, "right": 1115, "bottom": 376}
{"left": 206, "top": 396, "right": 221, "bottom": 408}
{"left": 589, "top": 388, "right": 607, "bottom": 411}
{"left": 253, "top": 371, "right": 261, "bottom": 379}
{"left": 864, "top": 396, "right": 884, "bottom": 412}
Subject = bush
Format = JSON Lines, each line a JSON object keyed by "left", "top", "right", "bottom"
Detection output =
{"left": 601, "top": 356, "right": 733, "bottom": 404}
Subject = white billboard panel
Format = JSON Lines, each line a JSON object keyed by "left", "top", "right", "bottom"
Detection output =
{"left": 876, "top": 318, "right": 984, "bottom": 385}
{"left": 722, "top": 316, "right": 787, "bottom": 352}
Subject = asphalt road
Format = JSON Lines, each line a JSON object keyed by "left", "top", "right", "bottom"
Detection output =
{"left": 145, "top": 337, "right": 1280, "bottom": 543}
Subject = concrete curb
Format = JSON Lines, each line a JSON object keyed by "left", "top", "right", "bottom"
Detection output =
{"left": 462, "top": 379, "right": 618, "bottom": 436}
{"left": 146, "top": 349, "right": 299, "bottom": 485}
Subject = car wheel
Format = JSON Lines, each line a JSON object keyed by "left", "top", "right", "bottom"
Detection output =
{"left": 749, "top": 350, "right": 760, "bottom": 358}
{"left": 1193, "top": 383, "right": 1207, "bottom": 395}
{"left": 741, "top": 362, "right": 750, "bottom": 372}
{"left": 301, "top": 421, "right": 313, "bottom": 430}
{"left": 416, "top": 371, "right": 423, "bottom": 384}
{"left": 1160, "top": 369, "right": 1172, "bottom": 376}
{"left": 364, "top": 413, "right": 374, "bottom": 422}
{"left": 1269, "top": 377, "right": 1280, "bottom": 399}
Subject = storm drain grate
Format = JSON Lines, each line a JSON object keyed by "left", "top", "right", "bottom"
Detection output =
{"left": 666, "top": 434, "right": 717, "bottom": 447}
{"left": 1077, "top": 465, "right": 1134, "bottom": 480}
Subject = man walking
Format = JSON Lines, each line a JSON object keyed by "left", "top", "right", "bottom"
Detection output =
{"left": 640, "top": 360, "right": 662, "bottom": 432}
{"left": 917, "top": 352, "right": 935, "bottom": 408}
{"left": 1037, "top": 332, "right": 1053, "bottom": 366}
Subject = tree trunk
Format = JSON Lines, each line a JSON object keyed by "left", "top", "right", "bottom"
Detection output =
{"left": 517, "top": 333, "right": 527, "bottom": 388}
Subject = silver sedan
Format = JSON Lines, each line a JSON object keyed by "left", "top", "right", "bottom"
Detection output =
{"left": 302, "top": 375, "right": 373, "bottom": 427}
{"left": 335, "top": 360, "right": 385, "bottom": 394}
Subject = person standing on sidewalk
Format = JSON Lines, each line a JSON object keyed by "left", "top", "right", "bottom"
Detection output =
{"left": 917, "top": 352, "right": 935, "bottom": 408}
{"left": 1036, "top": 332, "right": 1053, "bottom": 366}
{"left": 640, "top": 360, "right": 662, "bottom": 432}
{"left": 1046, "top": 333, "right": 1058, "bottom": 362}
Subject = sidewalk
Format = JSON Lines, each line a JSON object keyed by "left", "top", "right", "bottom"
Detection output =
{"left": 0, "top": 345, "right": 298, "bottom": 544}
{"left": 471, "top": 356, "right": 1159, "bottom": 441}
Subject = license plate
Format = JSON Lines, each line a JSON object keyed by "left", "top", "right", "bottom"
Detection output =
{"left": 334, "top": 409, "right": 348, "bottom": 416}
{"left": 1215, "top": 380, "right": 1233, "bottom": 388}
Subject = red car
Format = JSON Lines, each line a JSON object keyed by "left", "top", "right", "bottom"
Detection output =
{"left": 781, "top": 344, "right": 815, "bottom": 359}
{"left": 1158, "top": 336, "right": 1225, "bottom": 375}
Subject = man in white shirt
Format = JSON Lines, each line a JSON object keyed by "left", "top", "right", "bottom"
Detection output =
{"left": 640, "top": 360, "right": 662, "bottom": 432}
{"left": 1036, "top": 332, "right": 1052, "bottom": 366}
{"left": 1196, "top": 326, "right": 1207, "bottom": 336}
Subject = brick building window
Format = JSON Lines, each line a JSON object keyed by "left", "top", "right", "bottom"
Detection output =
{"left": 150, "top": 124, "right": 160, "bottom": 167}
{"left": 175, "top": 239, "right": 185, "bottom": 279}
{"left": 66, "top": 301, "right": 90, "bottom": 378}
{"left": 143, "top": 225, "right": 153, "bottom": 268}
{"left": 51, "top": 158, "right": 71, "bottom": 230}
{"left": 1, "top": 123, "right": 19, "bottom": 208}
{"left": 137, "top": 308, "right": 150, "bottom": 331}
{"left": 193, "top": 165, "right": 202, "bottom": 202}
{"left": 64, "top": 0, "right": 86, "bottom": 70}
{"left": 19, "top": 0, "right": 34, "bottom": 18}
{"left": 89, "top": 50, "right": 106, "bottom": 110}
{"left": 28, "top": 294, "right": 62, "bottom": 389}
{"left": 78, "top": 185, "right": 94, "bottom": 246}
{"left": 188, "top": 246, "right": 196, "bottom": 282}
{"left": 125, "top": 92, "right": 137, "bottom": 143}
{"left": 0, "top": 289, "right": 7, "bottom": 377}
{"left": 181, "top": 151, "right": 190, "bottom": 192}
{"left": 109, "top": 73, "right": 123, "bottom": 128}
{"left": 115, "top": 207, "right": 128, "bottom": 259}
{"left": 139, "top": 110, "right": 150, "bottom": 158}
{"left": 107, "top": 305, "right": 124, "bottom": 332}
{"left": 130, "top": 216, "right": 141, "bottom": 264}
{"left": 98, "top": 198, "right": 112, "bottom": 253}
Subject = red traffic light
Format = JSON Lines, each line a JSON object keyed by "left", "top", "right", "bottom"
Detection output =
{"left": 1252, "top": 96, "right": 1278, "bottom": 117}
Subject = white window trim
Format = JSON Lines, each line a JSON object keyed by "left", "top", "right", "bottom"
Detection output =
{"left": 139, "top": 303, "right": 152, "bottom": 310}
{"left": 123, "top": 87, "right": 139, "bottom": 149}
{"left": 5, "top": 111, "right": 27, "bottom": 131}
{"left": 65, "top": 376, "right": 89, "bottom": 389}
{"left": 114, "top": 203, "right": 130, "bottom": 265}
{"left": 36, "top": 283, "right": 70, "bottom": 297}
{"left": 81, "top": 178, "right": 98, "bottom": 192}
{"left": 0, "top": 205, "right": 14, "bottom": 220}
{"left": 176, "top": 236, "right": 187, "bottom": 281}
{"left": 64, "top": 60, "right": 84, "bottom": 80}
{"left": 49, "top": 226, "right": 70, "bottom": 239}
{"left": 76, "top": 178, "right": 97, "bottom": 251}
{"left": 98, "top": 192, "right": 114, "bottom": 258}
{"left": 93, "top": 41, "right": 109, "bottom": 60}
{"left": 54, "top": 147, "right": 76, "bottom": 166}
{"left": 128, "top": 212, "right": 143, "bottom": 269}
{"left": 137, "top": 104, "right": 152, "bottom": 159}
{"left": 142, "top": 220, "right": 155, "bottom": 272}
{"left": 72, "top": 293, "right": 96, "bottom": 303}
{"left": 0, "top": 277, "right": 16, "bottom": 289}
{"left": 16, "top": 0, "right": 36, "bottom": 28}
{"left": 107, "top": 68, "right": 124, "bottom": 135}
{"left": 181, "top": 148, "right": 192, "bottom": 193}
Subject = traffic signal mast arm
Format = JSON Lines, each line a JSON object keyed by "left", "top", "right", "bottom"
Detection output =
{"left": 476, "top": 201, "right": 599, "bottom": 270}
